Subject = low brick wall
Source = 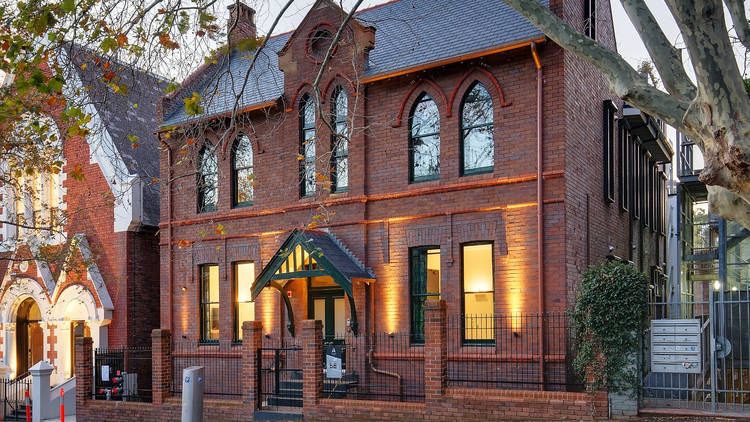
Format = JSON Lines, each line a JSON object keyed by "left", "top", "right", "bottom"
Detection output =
{"left": 75, "top": 398, "right": 250, "bottom": 422}
{"left": 305, "top": 389, "right": 607, "bottom": 421}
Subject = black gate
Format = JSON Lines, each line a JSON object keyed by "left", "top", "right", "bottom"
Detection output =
{"left": 1, "top": 375, "right": 32, "bottom": 421}
{"left": 257, "top": 346, "right": 303, "bottom": 409}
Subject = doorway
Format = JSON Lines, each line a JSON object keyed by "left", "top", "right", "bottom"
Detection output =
{"left": 16, "top": 298, "right": 43, "bottom": 376}
{"left": 308, "top": 288, "right": 347, "bottom": 341}
{"left": 70, "top": 321, "right": 90, "bottom": 377}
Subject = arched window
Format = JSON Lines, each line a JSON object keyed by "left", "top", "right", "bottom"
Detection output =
{"left": 300, "top": 95, "right": 316, "bottom": 197}
{"left": 409, "top": 93, "right": 440, "bottom": 182}
{"left": 197, "top": 143, "right": 218, "bottom": 212}
{"left": 232, "top": 134, "right": 254, "bottom": 207}
{"left": 460, "top": 82, "right": 494, "bottom": 175}
{"left": 331, "top": 87, "right": 348, "bottom": 192}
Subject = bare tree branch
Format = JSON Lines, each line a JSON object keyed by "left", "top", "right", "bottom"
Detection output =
{"left": 500, "top": 0, "right": 697, "bottom": 137}
{"left": 725, "top": 0, "right": 750, "bottom": 50}
{"left": 619, "top": 0, "right": 696, "bottom": 101}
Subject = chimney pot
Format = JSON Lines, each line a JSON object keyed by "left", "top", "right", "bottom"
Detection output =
{"left": 227, "top": 1, "right": 257, "bottom": 47}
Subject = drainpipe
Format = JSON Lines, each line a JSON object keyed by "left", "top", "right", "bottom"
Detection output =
{"left": 161, "top": 138, "right": 174, "bottom": 338}
{"left": 531, "top": 42, "right": 545, "bottom": 390}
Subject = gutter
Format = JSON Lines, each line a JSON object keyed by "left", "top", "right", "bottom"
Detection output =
{"left": 531, "top": 41, "right": 545, "bottom": 390}
{"left": 160, "top": 137, "right": 174, "bottom": 338}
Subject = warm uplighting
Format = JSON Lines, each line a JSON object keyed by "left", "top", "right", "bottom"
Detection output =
{"left": 714, "top": 280, "right": 722, "bottom": 291}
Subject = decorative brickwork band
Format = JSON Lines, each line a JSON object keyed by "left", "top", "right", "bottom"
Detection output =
{"left": 424, "top": 300, "right": 447, "bottom": 400}
{"left": 242, "top": 321, "right": 263, "bottom": 409}
{"left": 74, "top": 337, "right": 93, "bottom": 404}
{"left": 301, "top": 319, "right": 323, "bottom": 409}
{"left": 151, "top": 329, "right": 171, "bottom": 405}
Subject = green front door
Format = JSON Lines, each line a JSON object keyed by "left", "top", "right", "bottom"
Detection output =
{"left": 308, "top": 288, "right": 346, "bottom": 341}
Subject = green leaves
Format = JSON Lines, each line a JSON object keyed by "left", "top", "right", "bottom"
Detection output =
{"left": 183, "top": 92, "right": 203, "bottom": 116}
{"left": 61, "top": 0, "right": 75, "bottom": 14}
{"left": 100, "top": 37, "right": 118, "bottom": 54}
{"left": 569, "top": 260, "right": 649, "bottom": 396}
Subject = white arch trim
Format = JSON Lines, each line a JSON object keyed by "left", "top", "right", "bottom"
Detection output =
{"left": 0, "top": 277, "right": 52, "bottom": 324}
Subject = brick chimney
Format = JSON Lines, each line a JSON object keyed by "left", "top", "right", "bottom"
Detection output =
{"left": 227, "top": 2, "right": 257, "bottom": 45}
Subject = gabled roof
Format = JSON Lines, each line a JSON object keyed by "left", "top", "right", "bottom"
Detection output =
{"left": 68, "top": 45, "right": 166, "bottom": 226}
{"left": 161, "top": 0, "right": 547, "bottom": 127}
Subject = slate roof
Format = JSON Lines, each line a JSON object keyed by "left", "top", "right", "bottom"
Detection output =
{"left": 301, "top": 230, "right": 375, "bottom": 281}
{"left": 68, "top": 46, "right": 166, "bottom": 226}
{"left": 161, "top": 0, "right": 546, "bottom": 127}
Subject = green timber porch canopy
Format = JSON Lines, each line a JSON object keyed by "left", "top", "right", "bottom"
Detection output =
{"left": 251, "top": 229, "right": 375, "bottom": 336}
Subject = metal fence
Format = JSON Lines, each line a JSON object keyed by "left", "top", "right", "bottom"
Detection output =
{"left": 320, "top": 332, "right": 425, "bottom": 402}
{"left": 170, "top": 342, "right": 242, "bottom": 400}
{"left": 642, "top": 295, "right": 750, "bottom": 414}
{"left": 0, "top": 374, "right": 32, "bottom": 421}
{"left": 446, "top": 313, "right": 582, "bottom": 391}
{"left": 94, "top": 347, "right": 152, "bottom": 402}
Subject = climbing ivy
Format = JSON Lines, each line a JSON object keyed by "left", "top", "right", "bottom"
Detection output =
{"left": 569, "top": 260, "right": 649, "bottom": 396}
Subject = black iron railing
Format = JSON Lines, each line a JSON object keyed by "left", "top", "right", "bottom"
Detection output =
{"left": 94, "top": 347, "right": 152, "bottom": 402}
{"left": 320, "top": 332, "right": 425, "bottom": 402}
{"left": 447, "top": 313, "right": 582, "bottom": 391}
{"left": 170, "top": 342, "right": 242, "bottom": 399}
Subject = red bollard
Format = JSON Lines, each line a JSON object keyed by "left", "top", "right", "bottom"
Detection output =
{"left": 24, "top": 389, "right": 30, "bottom": 422}
{"left": 60, "top": 388, "right": 65, "bottom": 422}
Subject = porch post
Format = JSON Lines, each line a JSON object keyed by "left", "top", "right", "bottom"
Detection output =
{"left": 242, "top": 321, "right": 263, "bottom": 409}
{"left": 151, "top": 329, "right": 171, "bottom": 405}
{"left": 301, "top": 319, "right": 322, "bottom": 410}
{"left": 424, "top": 300, "right": 447, "bottom": 401}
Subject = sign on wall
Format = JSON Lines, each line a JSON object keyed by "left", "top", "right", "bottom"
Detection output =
{"left": 325, "top": 345, "right": 342, "bottom": 379}
{"left": 650, "top": 319, "right": 702, "bottom": 374}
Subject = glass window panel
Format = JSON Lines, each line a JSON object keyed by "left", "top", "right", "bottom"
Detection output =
{"left": 463, "top": 243, "right": 493, "bottom": 292}
{"left": 200, "top": 265, "right": 219, "bottom": 342}
{"left": 236, "top": 262, "right": 254, "bottom": 302}
{"left": 332, "top": 89, "right": 349, "bottom": 192}
{"left": 464, "top": 293, "right": 495, "bottom": 340}
{"left": 410, "top": 246, "right": 440, "bottom": 343}
{"left": 209, "top": 265, "right": 219, "bottom": 301}
{"left": 301, "top": 96, "right": 316, "bottom": 196}
{"left": 198, "top": 144, "right": 218, "bottom": 212}
{"left": 410, "top": 94, "right": 440, "bottom": 181}
{"left": 426, "top": 248, "right": 440, "bottom": 296}
{"left": 461, "top": 83, "right": 494, "bottom": 174}
{"left": 236, "top": 302, "right": 254, "bottom": 340}
{"left": 334, "top": 297, "right": 346, "bottom": 337}
{"left": 314, "top": 298, "right": 326, "bottom": 335}
{"left": 233, "top": 135, "right": 254, "bottom": 206}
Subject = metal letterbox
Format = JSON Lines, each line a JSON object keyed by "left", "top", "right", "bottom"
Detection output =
{"left": 650, "top": 319, "right": 702, "bottom": 374}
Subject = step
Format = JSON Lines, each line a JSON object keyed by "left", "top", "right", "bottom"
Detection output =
{"left": 266, "top": 396, "right": 303, "bottom": 407}
{"left": 253, "top": 410, "right": 303, "bottom": 421}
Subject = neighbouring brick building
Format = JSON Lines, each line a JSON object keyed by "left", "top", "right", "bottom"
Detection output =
{"left": 0, "top": 46, "right": 162, "bottom": 385}
{"left": 145, "top": 0, "right": 670, "bottom": 419}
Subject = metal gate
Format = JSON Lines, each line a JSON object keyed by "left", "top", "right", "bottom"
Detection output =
{"left": 641, "top": 291, "right": 750, "bottom": 414}
{"left": 1, "top": 374, "right": 32, "bottom": 421}
{"left": 257, "top": 346, "right": 303, "bottom": 410}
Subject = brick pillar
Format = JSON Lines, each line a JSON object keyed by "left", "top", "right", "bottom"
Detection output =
{"left": 424, "top": 300, "right": 447, "bottom": 400}
{"left": 75, "top": 337, "right": 93, "bottom": 404}
{"left": 301, "top": 320, "right": 322, "bottom": 410}
{"left": 151, "top": 329, "right": 171, "bottom": 405}
{"left": 242, "top": 321, "right": 263, "bottom": 409}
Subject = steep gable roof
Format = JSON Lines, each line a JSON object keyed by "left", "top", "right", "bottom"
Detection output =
{"left": 162, "top": 0, "right": 547, "bottom": 128}
{"left": 67, "top": 45, "right": 166, "bottom": 226}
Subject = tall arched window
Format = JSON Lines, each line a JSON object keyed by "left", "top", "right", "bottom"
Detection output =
{"left": 232, "top": 134, "right": 254, "bottom": 207}
{"left": 409, "top": 93, "right": 440, "bottom": 182}
{"left": 197, "top": 143, "right": 218, "bottom": 212}
{"left": 460, "top": 82, "right": 494, "bottom": 175}
{"left": 331, "top": 87, "right": 348, "bottom": 192}
{"left": 300, "top": 95, "right": 316, "bottom": 197}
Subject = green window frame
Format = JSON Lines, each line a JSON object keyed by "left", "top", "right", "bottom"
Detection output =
{"left": 232, "top": 135, "right": 254, "bottom": 208}
{"left": 409, "top": 93, "right": 440, "bottom": 183}
{"left": 462, "top": 242, "right": 495, "bottom": 344}
{"left": 409, "top": 246, "right": 441, "bottom": 344}
{"left": 197, "top": 143, "right": 218, "bottom": 213}
{"left": 200, "top": 264, "right": 220, "bottom": 343}
{"left": 460, "top": 82, "right": 494, "bottom": 175}
{"left": 300, "top": 95, "right": 316, "bottom": 197}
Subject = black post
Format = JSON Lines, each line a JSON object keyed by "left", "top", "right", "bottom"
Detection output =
{"left": 274, "top": 349, "right": 280, "bottom": 397}
{"left": 256, "top": 348, "right": 262, "bottom": 409}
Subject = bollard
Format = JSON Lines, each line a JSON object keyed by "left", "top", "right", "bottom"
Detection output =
{"left": 24, "top": 389, "right": 30, "bottom": 422}
{"left": 181, "top": 366, "right": 204, "bottom": 422}
{"left": 60, "top": 388, "right": 64, "bottom": 422}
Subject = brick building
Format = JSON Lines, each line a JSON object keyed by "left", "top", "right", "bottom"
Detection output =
{"left": 0, "top": 46, "right": 162, "bottom": 385}
{"left": 155, "top": 0, "right": 670, "bottom": 416}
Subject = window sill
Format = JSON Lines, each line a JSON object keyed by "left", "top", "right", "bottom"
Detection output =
{"left": 461, "top": 167, "right": 493, "bottom": 177}
{"left": 410, "top": 175, "right": 440, "bottom": 184}
{"left": 198, "top": 340, "right": 219, "bottom": 346}
{"left": 232, "top": 201, "right": 254, "bottom": 209}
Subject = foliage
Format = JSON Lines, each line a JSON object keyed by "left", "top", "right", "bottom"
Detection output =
{"left": 569, "top": 260, "right": 649, "bottom": 396}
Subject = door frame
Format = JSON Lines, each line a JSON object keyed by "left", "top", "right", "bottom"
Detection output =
{"left": 307, "top": 285, "right": 346, "bottom": 341}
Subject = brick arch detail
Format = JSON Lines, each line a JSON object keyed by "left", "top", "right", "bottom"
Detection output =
{"left": 321, "top": 73, "right": 357, "bottom": 102}
{"left": 392, "top": 78, "right": 449, "bottom": 128}
{"left": 224, "top": 125, "right": 263, "bottom": 156}
{"left": 448, "top": 67, "right": 512, "bottom": 115}
{"left": 286, "top": 82, "right": 315, "bottom": 113}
